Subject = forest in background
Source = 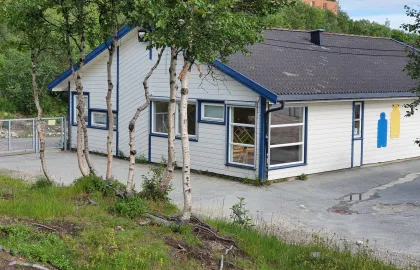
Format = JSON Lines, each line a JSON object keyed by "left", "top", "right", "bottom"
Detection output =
{"left": 0, "top": 1, "right": 418, "bottom": 118}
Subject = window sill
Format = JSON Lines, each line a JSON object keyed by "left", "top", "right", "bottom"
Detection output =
{"left": 353, "top": 137, "right": 363, "bottom": 141}
{"left": 225, "top": 162, "right": 256, "bottom": 171}
{"left": 198, "top": 119, "right": 225, "bottom": 125}
{"left": 268, "top": 163, "right": 306, "bottom": 171}
{"left": 150, "top": 133, "right": 198, "bottom": 142}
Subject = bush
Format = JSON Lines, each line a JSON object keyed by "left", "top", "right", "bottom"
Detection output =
{"left": 230, "top": 197, "right": 254, "bottom": 229}
{"left": 73, "top": 175, "right": 125, "bottom": 197}
{"left": 139, "top": 162, "right": 172, "bottom": 201}
{"left": 135, "top": 154, "right": 148, "bottom": 164}
{"left": 297, "top": 173, "right": 308, "bottom": 181}
{"left": 109, "top": 196, "right": 145, "bottom": 219}
{"left": 31, "top": 177, "right": 53, "bottom": 190}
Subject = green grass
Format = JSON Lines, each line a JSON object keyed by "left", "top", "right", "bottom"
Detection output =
{"left": 0, "top": 174, "right": 401, "bottom": 270}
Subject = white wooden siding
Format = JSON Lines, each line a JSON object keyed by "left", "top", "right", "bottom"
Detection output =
{"left": 70, "top": 127, "right": 117, "bottom": 153}
{"left": 268, "top": 102, "right": 353, "bottom": 180}
{"left": 363, "top": 99, "right": 420, "bottom": 164}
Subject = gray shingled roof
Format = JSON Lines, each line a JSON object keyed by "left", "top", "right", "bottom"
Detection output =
{"left": 226, "top": 29, "right": 417, "bottom": 101}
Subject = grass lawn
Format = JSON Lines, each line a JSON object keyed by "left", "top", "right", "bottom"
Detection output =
{"left": 0, "top": 174, "right": 399, "bottom": 270}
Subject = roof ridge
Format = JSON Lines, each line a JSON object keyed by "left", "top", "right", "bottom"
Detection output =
{"left": 267, "top": 27, "right": 391, "bottom": 40}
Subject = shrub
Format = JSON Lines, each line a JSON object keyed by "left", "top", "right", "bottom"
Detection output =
{"left": 109, "top": 196, "right": 145, "bottom": 219}
{"left": 139, "top": 162, "right": 172, "bottom": 201}
{"left": 73, "top": 175, "right": 125, "bottom": 197}
{"left": 31, "top": 177, "right": 53, "bottom": 190}
{"left": 230, "top": 197, "right": 254, "bottom": 229}
{"left": 135, "top": 154, "right": 148, "bottom": 164}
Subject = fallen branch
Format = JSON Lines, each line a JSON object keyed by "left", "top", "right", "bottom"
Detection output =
{"left": 190, "top": 214, "right": 212, "bottom": 230}
{"left": 193, "top": 224, "right": 238, "bottom": 247}
{"left": 31, "top": 223, "right": 57, "bottom": 232}
{"left": 145, "top": 213, "right": 177, "bottom": 227}
{"left": 9, "top": 261, "right": 49, "bottom": 270}
{"left": 177, "top": 244, "right": 187, "bottom": 253}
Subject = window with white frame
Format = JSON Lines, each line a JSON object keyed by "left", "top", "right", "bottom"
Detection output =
{"left": 269, "top": 107, "right": 305, "bottom": 167}
{"left": 152, "top": 101, "right": 197, "bottom": 137}
{"left": 228, "top": 106, "right": 256, "bottom": 167}
{"left": 354, "top": 102, "right": 362, "bottom": 137}
{"left": 201, "top": 103, "right": 224, "bottom": 122}
{"left": 153, "top": 101, "right": 169, "bottom": 134}
{"left": 91, "top": 111, "right": 107, "bottom": 127}
{"left": 73, "top": 94, "right": 89, "bottom": 125}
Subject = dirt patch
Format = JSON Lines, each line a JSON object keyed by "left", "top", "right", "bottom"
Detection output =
{"left": 0, "top": 194, "right": 15, "bottom": 200}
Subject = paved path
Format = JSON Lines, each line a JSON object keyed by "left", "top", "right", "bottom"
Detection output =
{"left": 1, "top": 151, "right": 420, "bottom": 266}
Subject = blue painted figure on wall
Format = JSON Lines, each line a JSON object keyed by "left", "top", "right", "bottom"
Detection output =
{"left": 377, "top": 112, "right": 388, "bottom": 148}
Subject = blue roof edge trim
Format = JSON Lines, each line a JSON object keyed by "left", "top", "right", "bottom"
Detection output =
{"left": 391, "top": 39, "right": 420, "bottom": 53}
{"left": 213, "top": 60, "right": 278, "bottom": 103}
{"left": 48, "top": 25, "right": 135, "bottom": 91}
{"left": 279, "top": 92, "right": 417, "bottom": 101}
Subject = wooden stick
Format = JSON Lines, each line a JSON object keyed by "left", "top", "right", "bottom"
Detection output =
{"left": 32, "top": 223, "right": 57, "bottom": 232}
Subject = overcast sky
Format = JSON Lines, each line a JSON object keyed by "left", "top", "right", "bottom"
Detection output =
{"left": 339, "top": 0, "right": 418, "bottom": 30}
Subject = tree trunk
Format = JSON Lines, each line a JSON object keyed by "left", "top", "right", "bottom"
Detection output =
{"left": 126, "top": 47, "right": 166, "bottom": 195}
{"left": 105, "top": 26, "right": 118, "bottom": 180}
{"left": 180, "top": 61, "right": 192, "bottom": 223}
{"left": 158, "top": 45, "right": 178, "bottom": 196}
{"left": 30, "top": 51, "right": 52, "bottom": 182}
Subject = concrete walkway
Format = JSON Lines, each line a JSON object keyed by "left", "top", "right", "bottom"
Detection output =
{"left": 1, "top": 151, "right": 420, "bottom": 265}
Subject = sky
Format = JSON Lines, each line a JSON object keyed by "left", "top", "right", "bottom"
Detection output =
{"left": 339, "top": 0, "right": 418, "bottom": 30}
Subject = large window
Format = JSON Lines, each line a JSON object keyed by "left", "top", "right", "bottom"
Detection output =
{"left": 73, "top": 93, "right": 89, "bottom": 125}
{"left": 269, "top": 107, "right": 306, "bottom": 167}
{"left": 353, "top": 102, "right": 362, "bottom": 138}
{"left": 228, "top": 106, "right": 256, "bottom": 167}
{"left": 90, "top": 110, "right": 117, "bottom": 129}
{"left": 152, "top": 100, "right": 197, "bottom": 137}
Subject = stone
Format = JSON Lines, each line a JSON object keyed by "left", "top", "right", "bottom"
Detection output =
{"left": 356, "top": 240, "right": 364, "bottom": 246}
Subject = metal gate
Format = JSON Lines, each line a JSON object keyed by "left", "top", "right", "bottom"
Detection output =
{"left": 0, "top": 117, "right": 66, "bottom": 155}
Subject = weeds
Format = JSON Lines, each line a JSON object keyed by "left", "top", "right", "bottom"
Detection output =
{"left": 230, "top": 197, "right": 254, "bottom": 229}
{"left": 109, "top": 196, "right": 146, "bottom": 219}
{"left": 31, "top": 177, "right": 53, "bottom": 190}
{"left": 297, "top": 173, "right": 308, "bottom": 181}
{"left": 135, "top": 154, "right": 148, "bottom": 164}
{"left": 140, "top": 162, "right": 172, "bottom": 201}
{"left": 73, "top": 175, "right": 124, "bottom": 197}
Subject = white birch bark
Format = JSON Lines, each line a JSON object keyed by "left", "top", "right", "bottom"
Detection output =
{"left": 158, "top": 45, "right": 178, "bottom": 196}
{"left": 126, "top": 47, "right": 166, "bottom": 195}
{"left": 180, "top": 61, "right": 192, "bottom": 223}
{"left": 105, "top": 26, "right": 118, "bottom": 180}
{"left": 30, "top": 50, "right": 52, "bottom": 182}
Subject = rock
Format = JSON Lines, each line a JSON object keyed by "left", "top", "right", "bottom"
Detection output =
{"left": 311, "top": 252, "right": 321, "bottom": 258}
{"left": 299, "top": 205, "right": 307, "bottom": 210}
{"left": 9, "top": 261, "right": 50, "bottom": 270}
{"left": 356, "top": 240, "right": 364, "bottom": 246}
{"left": 115, "top": 226, "right": 124, "bottom": 232}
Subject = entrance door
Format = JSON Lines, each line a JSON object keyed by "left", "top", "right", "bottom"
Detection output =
{"left": 352, "top": 102, "right": 364, "bottom": 167}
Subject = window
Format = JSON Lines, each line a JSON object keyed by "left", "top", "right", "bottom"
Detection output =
{"left": 310, "top": 1, "right": 315, "bottom": 6}
{"left": 200, "top": 103, "right": 224, "bottom": 123}
{"left": 177, "top": 103, "right": 197, "bottom": 136}
{"left": 354, "top": 102, "right": 362, "bottom": 138}
{"left": 323, "top": 3, "right": 327, "bottom": 9}
{"left": 269, "top": 107, "right": 306, "bottom": 167}
{"left": 152, "top": 100, "right": 197, "bottom": 137}
{"left": 73, "top": 94, "right": 89, "bottom": 125}
{"left": 228, "top": 106, "right": 256, "bottom": 167}
{"left": 90, "top": 111, "right": 117, "bottom": 129}
{"left": 92, "top": 111, "right": 107, "bottom": 127}
{"left": 153, "top": 101, "right": 169, "bottom": 134}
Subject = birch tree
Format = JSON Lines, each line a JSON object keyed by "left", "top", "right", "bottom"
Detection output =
{"left": 125, "top": 0, "right": 287, "bottom": 222}
{"left": 4, "top": 0, "right": 54, "bottom": 182}
{"left": 57, "top": 0, "right": 98, "bottom": 176}
{"left": 95, "top": 0, "right": 122, "bottom": 180}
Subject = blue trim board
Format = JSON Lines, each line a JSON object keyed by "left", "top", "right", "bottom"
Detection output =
{"left": 258, "top": 98, "right": 267, "bottom": 181}
{"left": 361, "top": 102, "right": 365, "bottom": 166}
{"left": 116, "top": 46, "right": 120, "bottom": 156}
{"left": 197, "top": 100, "right": 226, "bottom": 125}
{"left": 48, "top": 26, "right": 134, "bottom": 91}
{"left": 149, "top": 48, "right": 152, "bottom": 60}
{"left": 304, "top": 106, "right": 308, "bottom": 164}
{"left": 148, "top": 103, "right": 152, "bottom": 163}
{"left": 391, "top": 39, "right": 420, "bottom": 53}
{"left": 67, "top": 82, "right": 71, "bottom": 149}
{"left": 150, "top": 133, "right": 199, "bottom": 142}
{"left": 213, "top": 60, "right": 278, "bottom": 104}
{"left": 351, "top": 102, "right": 355, "bottom": 168}
{"left": 268, "top": 163, "right": 306, "bottom": 171}
{"left": 279, "top": 92, "right": 416, "bottom": 102}
{"left": 225, "top": 105, "right": 230, "bottom": 166}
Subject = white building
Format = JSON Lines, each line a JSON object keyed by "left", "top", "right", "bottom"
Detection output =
{"left": 49, "top": 27, "right": 419, "bottom": 181}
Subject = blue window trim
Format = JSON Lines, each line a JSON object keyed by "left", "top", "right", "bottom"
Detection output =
{"left": 351, "top": 101, "right": 364, "bottom": 168}
{"left": 67, "top": 82, "right": 71, "bottom": 148}
{"left": 267, "top": 106, "right": 308, "bottom": 171}
{"left": 90, "top": 108, "right": 117, "bottom": 131}
{"left": 71, "top": 92, "right": 90, "bottom": 126}
{"left": 197, "top": 99, "right": 226, "bottom": 125}
{"left": 149, "top": 100, "right": 199, "bottom": 142}
{"left": 48, "top": 26, "right": 134, "bottom": 91}
{"left": 225, "top": 104, "right": 257, "bottom": 171}
{"left": 213, "top": 60, "right": 278, "bottom": 104}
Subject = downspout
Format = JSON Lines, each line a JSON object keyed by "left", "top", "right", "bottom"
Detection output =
{"left": 262, "top": 100, "right": 285, "bottom": 181}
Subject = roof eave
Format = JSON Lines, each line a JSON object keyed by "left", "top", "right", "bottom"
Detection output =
{"left": 48, "top": 25, "right": 134, "bottom": 91}
{"left": 278, "top": 92, "right": 417, "bottom": 102}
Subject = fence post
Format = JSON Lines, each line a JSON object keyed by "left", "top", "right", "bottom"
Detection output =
{"left": 32, "top": 118, "right": 36, "bottom": 152}
{"left": 63, "top": 117, "right": 67, "bottom": 151}
{"left": 7, "top": 120, "right": 11, "bottom": 151}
